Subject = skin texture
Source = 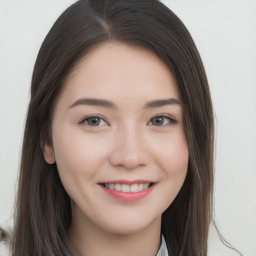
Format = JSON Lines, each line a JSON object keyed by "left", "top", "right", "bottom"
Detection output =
{"left": 43, "top": 43, "right": 189, "bottom": 256}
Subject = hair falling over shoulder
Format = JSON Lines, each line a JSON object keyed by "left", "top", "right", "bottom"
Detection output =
{"left": 12, "top": 0, "right": 215, "bottom": 255}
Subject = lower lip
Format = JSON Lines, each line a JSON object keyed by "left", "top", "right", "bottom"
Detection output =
{"left": 100, "top": 184, "right": 156, "bottom": 202}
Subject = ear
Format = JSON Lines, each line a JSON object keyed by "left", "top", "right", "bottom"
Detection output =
{"left": 42, "top": 142, "right": 56, "bottom": 164}
{"left": 40, "top": 128, "right": 56, "bottom": 164}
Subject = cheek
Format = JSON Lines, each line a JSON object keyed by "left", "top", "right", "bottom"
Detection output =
{"left": 163, "top": 142, "right": 188, "bottom": 177}
{"left": 152, "top": 131, "right": 188, "bottom": 200}
{"left": 52, "top": 126, "right": 106, "bottom": 192}
{"left": 151, "top": 130, "right": 189, "bottom": 176}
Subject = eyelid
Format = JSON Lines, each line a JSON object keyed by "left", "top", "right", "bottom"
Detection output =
{"left": 79, "top": 114, "right": 110, "bottom": 126}
{"left": 148, "top": 114, "right": 177, "bottom": 126}
{"left": 78, "top": 114, "right": 177, "bottom": 127}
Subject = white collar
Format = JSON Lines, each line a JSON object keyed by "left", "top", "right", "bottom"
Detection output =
{"left": 0, "top": 232, "right": 169, "bottom": 256}
{"left": 0, "top": 242, "right": 11, "bottom": 256}
{"left": 156, "top": 235, "right": 169, "bottom": 256}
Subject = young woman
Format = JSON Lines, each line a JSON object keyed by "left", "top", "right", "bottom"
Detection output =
{"left": 3, "top": 0, "right": 217, "bottom": 255}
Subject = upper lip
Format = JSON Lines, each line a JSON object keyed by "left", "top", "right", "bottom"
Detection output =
{"left": 99, "top": 180, "right": 154, "bottom": 185}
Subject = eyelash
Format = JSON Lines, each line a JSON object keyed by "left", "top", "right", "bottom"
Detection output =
{"left": 79, "top": 114, "right": 177, "bottom": 127}
{"left": 148, "top": 115, "right": 177, "bottom": 126}
{"left": 79, "top": 115, "right": 109, "bottom": 126}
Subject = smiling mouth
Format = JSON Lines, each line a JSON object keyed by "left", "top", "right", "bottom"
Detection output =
{"left": 99, "top": 182, "right": 154, "bottom": 193}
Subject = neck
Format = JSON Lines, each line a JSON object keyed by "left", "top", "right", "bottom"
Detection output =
{"left": 68, "top": 214, "right": 162, "bottom": 256}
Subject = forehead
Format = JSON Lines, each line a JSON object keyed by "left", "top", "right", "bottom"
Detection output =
{"left": 60, "top": 42, "right": 180, "bottom": 106}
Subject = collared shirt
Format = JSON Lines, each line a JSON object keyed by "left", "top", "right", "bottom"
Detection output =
{"left": 0, "top": 228, "right": 169, "bottom": 256}
{"left": 156, "top": 235, "right": 169, "bottom": 256}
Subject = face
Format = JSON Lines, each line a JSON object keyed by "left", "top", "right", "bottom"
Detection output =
{"left": 43, "top": 43, "right": 188, "bottom": 235}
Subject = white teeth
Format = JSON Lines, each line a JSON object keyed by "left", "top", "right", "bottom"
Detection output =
{"left": 143, "top": 183, "right": 150, "bottom": 190}
{"left": 138, "top": 184, "right": 144, "bottom": 191}
{"left": 130, "top": 184, "right": 138, "bottom": 192}
{"left": 115, "top": 184, "right": 122, "bottom": 191}
{"left": 104, "top": 183, "right": 151, "bottom": 192}
{"left": 109, "top": 184, "right": 115, "bottom": 190}
{"left": 122, "top": 184, "right": 130, "bottom": 192}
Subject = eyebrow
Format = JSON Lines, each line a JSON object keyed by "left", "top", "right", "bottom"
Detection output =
{"left": 144, "top": 98, "right": 182, "bottom": 109}
{"left": 69, "top": 98, "right": 118, "bottom": 110}
{"left": 68, "top": 97, "right": 182, "bottom": 110}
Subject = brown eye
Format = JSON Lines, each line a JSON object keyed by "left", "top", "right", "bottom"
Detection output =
{"left": 149, "top": 115, "right": 176, "bottom": 126}
{"left": 81, "top": 116, "right": 108, "bottom": 126}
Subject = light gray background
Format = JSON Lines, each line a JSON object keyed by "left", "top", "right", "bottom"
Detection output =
{"left": 0, "top": 1, "right": 255, "bottom": 255}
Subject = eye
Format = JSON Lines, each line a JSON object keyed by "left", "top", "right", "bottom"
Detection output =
{"left": 80, "top": 116, "right": 108, "bottom": 126}
{"left": 148, "top": 115, "right": 177, "bottom": 126}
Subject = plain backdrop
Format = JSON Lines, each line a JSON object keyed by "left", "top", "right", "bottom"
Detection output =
{"left": 0, "top": 1, "right": 255, "bottom": 255}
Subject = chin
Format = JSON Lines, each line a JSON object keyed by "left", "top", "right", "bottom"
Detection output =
{"left": 99, "top": 215, "right": 161, "bottom": 236}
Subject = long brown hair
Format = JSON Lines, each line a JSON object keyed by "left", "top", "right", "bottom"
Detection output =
{"left": 13, "top": 0, "right": 214, "bottom": 255}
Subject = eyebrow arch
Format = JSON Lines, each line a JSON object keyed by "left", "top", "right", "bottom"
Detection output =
{"left": 143, "top": 98, "right": 182, "bottom": 109}
{"left": 69, "top": 98, "right": 118, "bottom": 110}
{"left": 68, "top": 97, "right": 182, "bottom": 110}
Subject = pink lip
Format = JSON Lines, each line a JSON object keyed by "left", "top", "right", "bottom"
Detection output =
{"left": 99, "top": 182, "right": 156, "bottom": 202}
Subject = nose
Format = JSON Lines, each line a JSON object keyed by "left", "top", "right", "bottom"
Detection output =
{"left": 109, "top": 126, "right": 150, "bottom": 170}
